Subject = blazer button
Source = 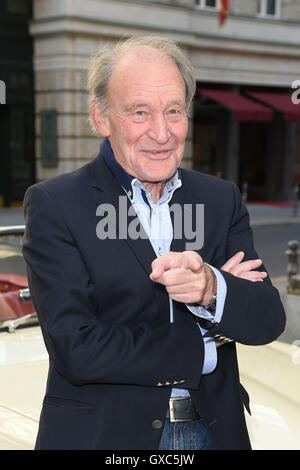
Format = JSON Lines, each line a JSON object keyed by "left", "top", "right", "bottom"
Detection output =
{"left": 152, "top": 420, "right": 163, "bottom": 430}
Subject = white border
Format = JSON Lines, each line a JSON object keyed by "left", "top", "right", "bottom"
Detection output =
{"left": 0, "top": 80, "right": 6, "bottom": 105}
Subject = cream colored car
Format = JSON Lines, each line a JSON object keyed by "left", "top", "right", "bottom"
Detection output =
{"left": 0, "top": 226, "right": 48, "bottom": 450}
{"left": 0, "top": 226, "right": 299, "bottom": 450}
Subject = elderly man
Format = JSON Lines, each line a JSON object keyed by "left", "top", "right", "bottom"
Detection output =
{"left": 23, "top": 36, "right": 285, "bottom": 450}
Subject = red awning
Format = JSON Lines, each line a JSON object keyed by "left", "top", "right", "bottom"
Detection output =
{"left": 246, "top": 92, "right": 300, "bottom": 122}
{"left": 197, "top": 88, "right": 273, "bottom": 121}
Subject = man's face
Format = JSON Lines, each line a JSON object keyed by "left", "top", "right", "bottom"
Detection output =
{"left": 99, "top": 49, "right": 188, "bottom": 184}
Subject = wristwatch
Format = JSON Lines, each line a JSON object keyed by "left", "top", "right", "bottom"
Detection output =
{"left": 200, "top": 295, "right": 217, "bottom": 314}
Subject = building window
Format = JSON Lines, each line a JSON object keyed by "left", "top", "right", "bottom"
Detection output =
{"left": 257, "top": 0, "right": 280, "bottom": 18}
{"left": 5, "top": 0, "right": 30, "bottom": 15}
{"left": 196, "top": 0, "right": 218, "bottom": 11}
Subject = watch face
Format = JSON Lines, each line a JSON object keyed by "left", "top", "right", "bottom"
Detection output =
{"left": 205, "top": 297, "right": 217, "bottom": 312}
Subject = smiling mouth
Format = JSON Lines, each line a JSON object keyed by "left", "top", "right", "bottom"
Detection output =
{"left": 142, "top": 149, "right": 173, "bottom": 157}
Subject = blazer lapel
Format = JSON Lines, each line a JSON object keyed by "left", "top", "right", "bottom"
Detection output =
{"left": 89, "top": 155, "right": 205, "bottom": 274}
{"left": 169, "top": 178, "right": 205, "bottom": 257}
{"left": 89, "top": 153, "right": 157, "bottom": 276}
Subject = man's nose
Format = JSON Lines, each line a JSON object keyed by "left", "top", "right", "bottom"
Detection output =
{"left": 147, "top": 114, "right": 170, "bottom": 143}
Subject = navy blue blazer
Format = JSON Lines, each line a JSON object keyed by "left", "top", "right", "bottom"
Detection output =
{"left": 22, "top": 152, "right": 286, "bottom": 450}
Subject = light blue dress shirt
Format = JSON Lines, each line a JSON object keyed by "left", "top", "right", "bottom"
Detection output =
{"left": 125, "top": 172, "right": 227, "bottom": 397}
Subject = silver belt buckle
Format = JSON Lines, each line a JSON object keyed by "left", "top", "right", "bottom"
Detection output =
{"left": 169, "top": 397, "right": 191, "bottom": 423}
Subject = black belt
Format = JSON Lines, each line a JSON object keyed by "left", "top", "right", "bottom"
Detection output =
{"left": 166, "top": 397, "right": 200, "bottom": 423}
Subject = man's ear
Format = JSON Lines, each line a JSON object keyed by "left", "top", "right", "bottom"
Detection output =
{"left": 89, "top": 99, "right": 111, "bottom": 137}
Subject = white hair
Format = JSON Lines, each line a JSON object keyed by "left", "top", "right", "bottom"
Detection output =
{"left": 87, "top": 36, "right": 196, "bottom": 133}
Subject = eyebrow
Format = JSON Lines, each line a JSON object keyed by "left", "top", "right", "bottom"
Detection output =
{"left": 124, "top": 102, "right": 149, "bottom": 112}
{"left": 167, "top": 100, "right": 186, "bottom": 108}
{"left": 124, "top": 100, "right": 186, "bottom": 112}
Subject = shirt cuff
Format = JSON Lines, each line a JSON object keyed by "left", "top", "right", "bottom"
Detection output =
{"left": 186, "top": 264, "right": 227, "bottom": 324}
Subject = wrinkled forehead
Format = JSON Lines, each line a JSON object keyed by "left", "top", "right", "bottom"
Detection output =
{"left": 107, "top": 46, "right": 185, "bottom": 100}
{"left": 115, "top": 44, "right": 174, "bottom": 69}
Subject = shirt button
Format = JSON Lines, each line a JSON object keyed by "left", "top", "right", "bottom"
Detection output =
{"left": 158, "top": 248, "right": 163, "bottom": 256}
{"left": 152, "top": 420, "right": 163, "bottom": 430}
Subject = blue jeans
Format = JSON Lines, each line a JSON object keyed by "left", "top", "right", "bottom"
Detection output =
{"left": 158, "top": 419, "right": 216, "bottom": 450}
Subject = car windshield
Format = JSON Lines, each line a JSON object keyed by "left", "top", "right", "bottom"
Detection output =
{"left": 0, "top": 226, "right": 38, "bottom": 329}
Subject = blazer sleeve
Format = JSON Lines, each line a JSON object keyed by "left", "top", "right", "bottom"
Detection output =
{"left": 22, "top": 184, "right": 204, "bottom": 388}
{"left": 204, "top": 182, "right": 286, "bottom": 346}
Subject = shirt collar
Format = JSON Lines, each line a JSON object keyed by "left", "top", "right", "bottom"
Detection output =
{"left": 101, "top": 138, "right": 134, "bottom": 194}
{"left": 100, "top": 137, "right": 182, "bottom": 203}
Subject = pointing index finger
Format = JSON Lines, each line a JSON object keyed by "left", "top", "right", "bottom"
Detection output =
{"left": 150, "top": 251, "right": 202, "bottom": 281}
{"left": 150, "top": 253, "right": 173, "bottom": 280}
